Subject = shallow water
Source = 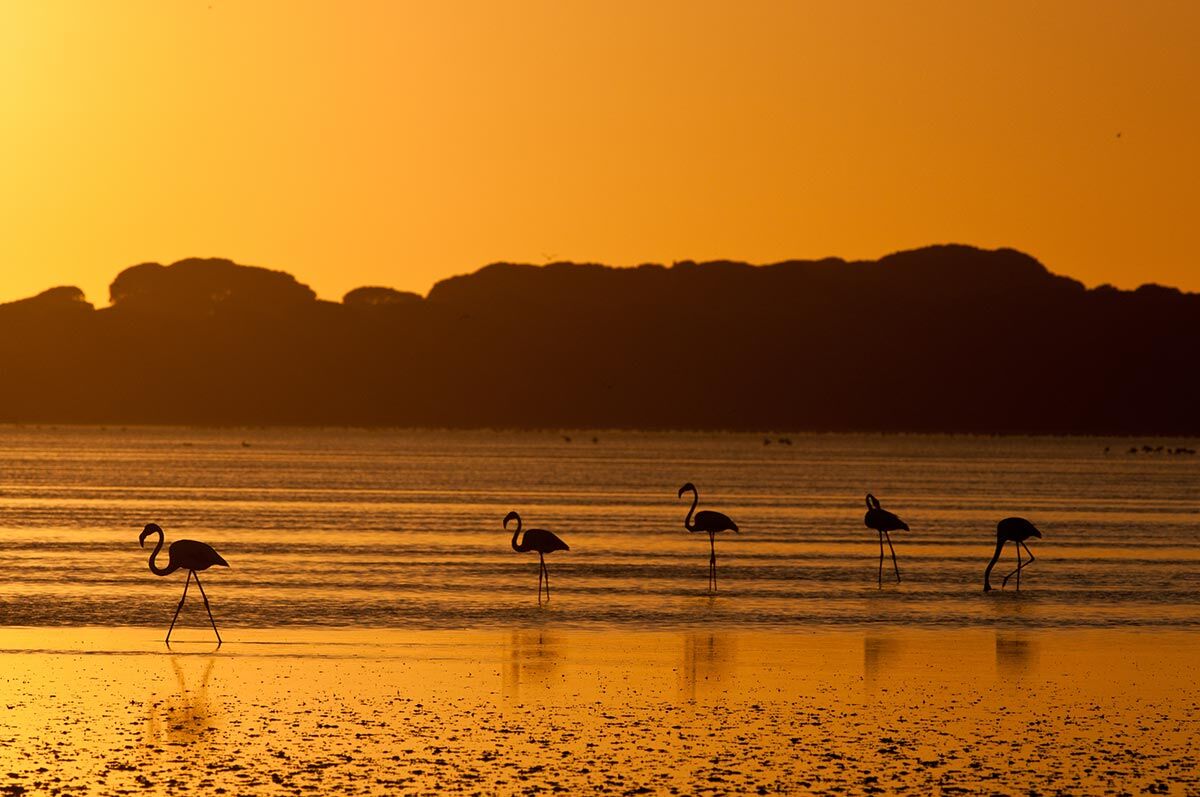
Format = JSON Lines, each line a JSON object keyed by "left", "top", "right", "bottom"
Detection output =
{"left": 0, "top": 426, "right": 1197, "bottom": 630}
{"left": 0, "top": 627, "right": 1197, "bottom": 795}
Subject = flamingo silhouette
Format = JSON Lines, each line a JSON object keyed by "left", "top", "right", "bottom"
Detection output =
{"left": 678, "top": 482, "right": 739, "bottom": 592}
{"left": 505, "top": 511, "right": 569, "bottom": 604}
{"left": 864, "top": 493, "right": 907, "bottom": 587}
{"left": 983, "top": 517, "right": 1042, "bottom": 592}
{"left": 139, "top": 523, "right": 229, "bottom": 644}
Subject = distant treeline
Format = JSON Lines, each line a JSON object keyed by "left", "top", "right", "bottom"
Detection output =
{"left": 2, "top": 246, "right": 1197, "bottom": 434}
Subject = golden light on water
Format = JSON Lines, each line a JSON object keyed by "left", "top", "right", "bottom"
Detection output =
{"left": 0, "top": 424, "right": 1192, "bottom": 792}
{"left": 0, "top": 628, "right": 1196, "bottom": 792}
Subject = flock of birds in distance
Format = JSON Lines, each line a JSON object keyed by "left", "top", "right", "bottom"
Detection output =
{"left": 1111, "top": 444, "right": 1197, "bottom": 455}
{"left": 139, "top": 485, "right": 1042, "bottom": 646}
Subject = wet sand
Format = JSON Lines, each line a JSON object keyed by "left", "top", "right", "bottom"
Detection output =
{"left": 0, "top": 627, "right": 1196, "bottom": 795}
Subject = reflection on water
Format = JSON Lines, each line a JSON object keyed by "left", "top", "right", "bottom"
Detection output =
{"left": 0, "top": 426, "right": 1197, "bottom": 630}
{"left": 863, "top": 635, "right": 902, "bottom": 684}
{"left": 145, "top": 657, "right": 220, "bottom": 749}
{"left": 983, "top": 588, "right": 1039, "bottom": 625}
{"left": 995, "top": 633, "right": 1039, "bottom": 677}
{"left": 679, "top": 632, "right": 736, "bottom": 701}
{"left": 502, "top": 629, "right": 565, "bottom": 699}
{"left": 0, "top": 627, "right": 1195, "bottom": 795}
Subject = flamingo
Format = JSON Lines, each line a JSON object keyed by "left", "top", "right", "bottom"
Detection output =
{"left": 139, "top": 523, "right": 229, "bottom": 644}
{"left": 864, "top": 493, "right": 907, "bottom": 587}
{"left": 678, "top": 482, "right": 739, "bottom": 592}
{"left": 505, "top": 511, "right": 569, "bottom": 604}
{"left": 983, "top": 517, "right": 1042, "bottom": 592}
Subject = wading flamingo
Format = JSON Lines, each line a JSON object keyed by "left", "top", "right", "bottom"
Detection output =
{"left": 864, "top": 493, "right": 907, "bottom": 587}
{"left": 505, "top": 511, "right": 569, "bottom": 604}
{"left": 139, "top": 523, "right": 228, "bottom": 644}
{"left": 984, "top": 517, "right": 1042, "bottom": 592}
{"left": 678, "top": 483, "right": 739, "bottom": 592}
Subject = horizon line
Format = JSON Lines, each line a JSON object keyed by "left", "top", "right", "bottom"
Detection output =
{"left": 5, "top": 243, "right": 1195, "bottom": 309}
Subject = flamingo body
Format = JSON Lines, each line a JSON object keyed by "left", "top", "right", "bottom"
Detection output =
{"left": 865, "top": 510, "right": 908, "bottom": 534}
{"left": 162, "top": 539, "right": 229, "bottom": 574}
{"left": 690, "top": 509, "right": 739, "bottom": 534}
{"left": 997, "top": 517, "right": 1041, "bottom": 542}
{"left": 512, "top": 528, "right": 570, "bottom": 554}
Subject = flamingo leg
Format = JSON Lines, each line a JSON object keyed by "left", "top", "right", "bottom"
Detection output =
{"left": 878, "top": 532, "right": 884, "bottom": 588}
{"left": 1002, "top": 542, "right": 1037, "bottom": 589}
{"left": 709, "top": 532, "right": 717, "bottom": 593}
{"left": 885, "top": 532, "right": 901, "bottom": 583}
{"left": 543, "top": 554, "right": 551, "bottom": 602}
{"left": 537, "top": 553, "right": 544, "bottom": 604}
{"left": 993, "top": 537, "right": 1032, "bottom": 588}
{"left": 191, "top": 572, "right": 222, "bottom": 645}
{"left": 1021, "top": 541, "right": 1037, "bottom": 568}
{"left": 166, "top": 571, "right": 193, "bottom": 644}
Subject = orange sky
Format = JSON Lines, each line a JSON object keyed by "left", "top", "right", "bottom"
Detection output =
{"left": 1, "top": 0, "right": 1197, "bottom": 305}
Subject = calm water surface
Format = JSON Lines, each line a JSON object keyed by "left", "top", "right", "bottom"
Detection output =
{"left": 0, "top": 427, "right": 1197, "bottom": 630}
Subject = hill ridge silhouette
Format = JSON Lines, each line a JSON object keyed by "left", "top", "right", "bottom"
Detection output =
{"left": 2, "top": 244, "right": 1195, "bottom": 433}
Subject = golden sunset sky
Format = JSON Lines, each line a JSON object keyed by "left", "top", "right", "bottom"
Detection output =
{"left": 1, "top": 0, "right": 1196, "bottom": 305}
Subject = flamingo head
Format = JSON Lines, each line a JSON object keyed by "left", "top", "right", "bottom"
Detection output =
{"left": 866, "top": 493, "right": 879, "bottom": 510}
{"left": 677, "top": 482, "right": 696, "bottom": 499}
{"left": 1031, "top": 527, "right": 1043, "bottom": 539}
{"left": 139, "top": 523, "right": 162, "bottom": 547}
{"left": 502, "top": 511, "right": 520, "bottom": 529}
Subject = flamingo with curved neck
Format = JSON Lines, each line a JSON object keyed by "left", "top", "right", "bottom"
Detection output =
{"left": 677, "top": 482, "right": 739, "bottom": 593}
{"left": 504, "top": 511, "right": 569, "bottom": 603}
{"left": 139, "top": 523, "right": 229, "bottom": 644}
{"left": 984, "top": 517, "right": 1042, "bottom": 592}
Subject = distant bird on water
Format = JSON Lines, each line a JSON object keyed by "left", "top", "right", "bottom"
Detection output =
{"left": 678, "top": 482, "right": 739, "bottom": 592}
{"left": 139, "top": 523, "right": 228, "bottom": 645}
{"left": 984, "top": 517, "right": 1042, "bottom": 593}
{"left": 505, "top": 511, "right": 569, "bottom": 604}
{"left": 864, "top": 494, "right": 907, "bottom": 587}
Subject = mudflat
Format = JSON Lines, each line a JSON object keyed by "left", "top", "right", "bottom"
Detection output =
{"left": 0, "top": 627, "right": 1196, "bottom": 795}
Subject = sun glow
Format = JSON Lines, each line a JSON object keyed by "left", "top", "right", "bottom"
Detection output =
{"left": 2, "top": 0, "right": 1198, "bottom": 305}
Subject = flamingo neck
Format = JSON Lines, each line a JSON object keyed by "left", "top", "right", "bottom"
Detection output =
{"left": 147, "top": 531, "right": 177, "bottom": 576}
{"left": 683, "top": 489, "right": 698, "bottom": 531}
{"left": 983, "top": 537, "right": 1005, "bottom": 592}
{"left": 506, "top": 513, "right": 523, "bottom": 552}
